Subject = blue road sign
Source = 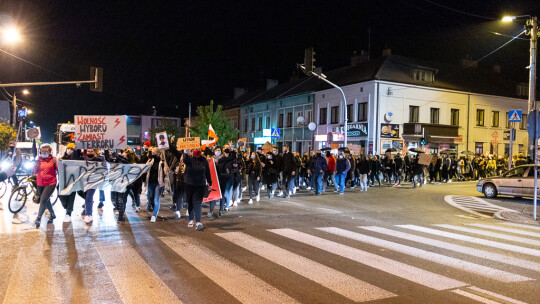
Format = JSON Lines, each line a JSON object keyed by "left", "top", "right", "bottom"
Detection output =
{"left": 270, "top": 128, "right": 280, "bottom": 138}
{"left": 527, "top": 110, "right": 540, "bottom": 139}
{"left": 508, "top": 109, "right": 522, "bottom": 122}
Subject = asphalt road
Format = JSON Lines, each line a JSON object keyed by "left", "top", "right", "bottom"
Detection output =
{"left": 0, "top": 180, "right": 538, "bottom": 304}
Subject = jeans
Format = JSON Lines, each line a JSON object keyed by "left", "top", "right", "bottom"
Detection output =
{"left": 99, "top": 190, "right": 105, "bottom": 202}
{"left": 175, "top": 191, "right": 186, "bottom": 211}
{"left": 36, "top": 185, "right": 56, "bottom": 220}
{"left": 369, "top": 172, "right": 381, "bottom": 186}
{"left": 413, "top": 173, "right": 424, "bottom": 188}
{"left": 336, "top": 173, "right": 347, "bottom": 193}
{"left": 266, "top": 182, "right": 275, "bottom": 198}
{"left": 283, "top": 174, "right": 295, "bottom": 196}
{"left": 59, "top": 192, "right": 76, "bottom": 216}
{"left": 331, "top": 172, "right": 338, "bottom": 191}
{"left": 186, "top": 185, "right": 205, "bottom": 223}
{"left": 220, "top": 180, "right": 233, "bottom": 211}
{"left": 248, "top": 177, "right": 260, "bottom": 199}
{"left": 314, "top": 172, "right": 324, "bottom": 194}
{"left": 85, "top": 189, "right": 96, "bottom": 216}
{"left": 147, "top": 182, "right": 163, "bottom": 217}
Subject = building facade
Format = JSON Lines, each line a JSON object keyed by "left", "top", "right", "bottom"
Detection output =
{"left": 126, "top": 115, "right": 182, "bottom": 146}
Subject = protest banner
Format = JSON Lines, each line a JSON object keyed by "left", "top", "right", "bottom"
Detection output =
{"left": 177, "top": 137, "right": 200, "bottom": 150}
{"left": 75, "top": 115, "right": 127, "bottom": 149}
{"left": 348, "top": 144, "right": 361, "bottom": 155}
{"left": 262, "top": 141, "right": 275, "bottom": 153}
{"left": 418, "top": 153, "right": 433, "bottom": 166}
{"left": 237, "top": 138, "right": 247, "bottom": 147}
{"left": 203, "top": 158, "right": 222, "bottom": 203}
{"left": 58, "top": 159, "right": 150, "bottom": 195}
{"left": 156, "top": 131, "right": 169, "bottom": 149}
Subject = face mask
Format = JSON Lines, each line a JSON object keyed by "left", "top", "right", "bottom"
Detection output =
{"left": 339, "top": 155, "right": 344, "bottom": 159}
{"left": 87, "top": 154, "right": 94, "bottom": 158}
{"left": 193, "top": 150, "right": 201, "bottom": 157}
{"left": 66, "top": 150, "right": 73, "bottom": 155}
{"left": 272, "top": 151, "right": 277, "bottom": 155}
{"left": 267, "top": 156, "right": 272, "bottom": 159}
{"left": 41, "top": 153, "right": 50, "bottom": 158}
{"left": 317, "top": 153, "right": 322, "bottom": 157}
{"left": 215, "top": 151, "right": 221, "bottom": 157}
{"left": 224, "top": 149, "right": 230, "bottom": 154}
{"left": 251, "top": 155, "right": 255, "bottom": 159}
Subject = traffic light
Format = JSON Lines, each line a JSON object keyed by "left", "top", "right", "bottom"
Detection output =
{"left": 303, "top": 47, "right": 316, "bottom": 76}
{"left": 420, "top": 137, "right": 426, "bottom": 145}
{"left": 90, "top": 66, "right": 103, "bottom": 92}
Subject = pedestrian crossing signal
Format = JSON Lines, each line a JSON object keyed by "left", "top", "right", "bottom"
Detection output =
{"left": 420, "top": 137, "right": 426, "bottom": 145}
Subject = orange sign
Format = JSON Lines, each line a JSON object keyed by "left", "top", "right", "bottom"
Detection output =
{"left": 203, "top": 158, "right": 222, "bottom": 203}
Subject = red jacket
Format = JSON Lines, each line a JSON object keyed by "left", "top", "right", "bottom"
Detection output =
{"left": 35, "top": 155, "right": 58, "bottom": 186}
{"left": 326, "top": 155, "right": 336, "bottom": 171}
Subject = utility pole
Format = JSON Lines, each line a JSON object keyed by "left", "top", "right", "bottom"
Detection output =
{"left": 531, "top": 16, "right": 538, "bottom": 221}
{"left": 12, "top": 93, "right": 17, "bottom": 128}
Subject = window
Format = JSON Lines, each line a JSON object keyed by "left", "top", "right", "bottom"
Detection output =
{"left": 520, "top": 114, "right": 527, "bottom": 130}
{"left": 476, "top": 109, "right": 485, "bottom": 126}
{"left": 244, "top": 119, "right": 248, "bottom": 132}
{"left": 409, "top": 106, "right": 419, "bottom": 123}
{"left": 357, "top": 102, "right": 368, "bottom": 121}
{"left": 258, "top": 117, "right": 263, "bottom": 131}
{"left": 306, "top": 110, "right": 313, "bottom": 123}
{"left": 286, "top": 112, "right": 292, "bottom": 127}
{"left": 430, "top": 108, "right": 440, "bottom": 124}
{"left": 450, "top": 109, "right": 459, "bottom": 126}
{"left": 278, "top": 113, "right": 284, "bottom": 128}
{"left": 251, "top": 118, "right": 255, "bottom": 131}
{"left": 475, "top": 142, "right": 483, "bottom": 154}
{"left": 492, "top": 111, "right": 499, "bottom": 127}
{"left": 347, "top": 104, "right": 353, "bottom": 122}
{"left": 505, "top": 112, "right": 510, "bottom": 128}
{"left": 331, "top": 106, "right": 339, "bottom": 124}
{"left": 319, "top": 108, "right": 327, "bottom": 125}
{"left": 266, "top": 116, "right": 270, "bottom": 129}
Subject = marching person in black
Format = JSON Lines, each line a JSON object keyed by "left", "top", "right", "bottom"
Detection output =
{"left": 280, "top": 144, "right": 297, "bottom": 198}
{"left": 183, "top": 149, "right": 212, "bottom": 231}
{"left": 262, "top": 151, "right": 279, "bottom": 198}
{"left": 245, "top": 151, "right": 263, "bottom": 204}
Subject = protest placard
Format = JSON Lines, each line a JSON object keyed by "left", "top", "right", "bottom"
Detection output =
{"left": 418, "top": 153, "right": 433, "bottom": 166}
{"left": 75, "top": 115, "right": 127, "bottom": 149}
{"left": 203, "top": 158, "right": 222, "bottom": 203}
{"left": 177, "top": 137, "right": 200, "bottom": 150}
{"left": 58, "top": 160, "right": 150, "bottom": 195}
{"left": 156, "top": 132, "right": 169, "bottom": 149}
{"left": 348, "top": 144, "right": 361, "bottom": 155}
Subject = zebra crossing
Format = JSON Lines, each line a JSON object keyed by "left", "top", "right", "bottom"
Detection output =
{"left": 1, "top": 222, "right": 538, "bottom": 304}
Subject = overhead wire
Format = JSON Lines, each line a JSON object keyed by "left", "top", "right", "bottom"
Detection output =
{"left": 0, "top": 49, "right": 71, "bottom": 80}
{"left": 422, "top": 0, "right": 496, "bottom": 20}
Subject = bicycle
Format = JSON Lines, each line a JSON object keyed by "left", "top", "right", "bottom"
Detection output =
{"left": 8, "top": 176, "right": 58, "bottom": 214}
{"left": 0, "top": 174, "right": 27, "bottom": 199}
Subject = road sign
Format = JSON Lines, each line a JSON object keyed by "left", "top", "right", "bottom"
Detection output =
{"left": 270, "top": 128, "right": 280, "bottom": 138}
{"left": 508, "top": 109, "right": 522, "bottom": 122}
{"left": 526, "top": 110, "right": 540, "bottom": 139}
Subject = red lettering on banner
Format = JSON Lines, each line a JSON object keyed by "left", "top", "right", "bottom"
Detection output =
{"left": 76, "top": 116, "right": 106, "bottom": 125}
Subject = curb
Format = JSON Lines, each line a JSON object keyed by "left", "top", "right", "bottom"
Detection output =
{"left": 494, "top": 210, "right": 539, "bottom": 226}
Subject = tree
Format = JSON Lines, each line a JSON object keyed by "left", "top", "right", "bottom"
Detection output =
{"left": 0, "top": 123, "right": 16, "bottom": 151}
{"left": 191, "top": 100, "right": 239, "bottom": 146}
{"left": 148, "top": 117, "right": 183, "bottom": 145}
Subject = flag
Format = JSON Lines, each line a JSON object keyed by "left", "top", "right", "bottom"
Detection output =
{"left": 201, "top": 124, "right": 218, "bottom": 151}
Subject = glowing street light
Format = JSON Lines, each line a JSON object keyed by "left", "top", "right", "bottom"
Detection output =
{"left": 22, "top": 89, "right": 29, "bottom": 95}
{"left": 502, "top": 16, "right": 516, "bottom": 22}
{"left": 2, "top": 27, "right": 21, "bottom": 44}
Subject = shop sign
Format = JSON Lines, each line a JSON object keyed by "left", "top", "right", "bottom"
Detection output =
{"left": 314, "top": 134, "right": 328, "bottom": 142}
{"left": 334, "top": 123, "right": 368, "bottom": 137}
{"left": 380, "top": 124, "right": 400, "bottom": 138}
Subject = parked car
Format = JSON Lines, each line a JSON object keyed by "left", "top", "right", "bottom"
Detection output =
{"left": 477, "top": 165, "right": 538, "bottom": 198}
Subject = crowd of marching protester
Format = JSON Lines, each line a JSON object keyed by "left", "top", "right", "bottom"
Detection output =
{"left": 20, "top": 139, "right": 533, "bottom": 231}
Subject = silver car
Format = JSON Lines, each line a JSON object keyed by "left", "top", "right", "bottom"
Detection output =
{"left": 477, "top": 165, "right": 539, "bottom": 198}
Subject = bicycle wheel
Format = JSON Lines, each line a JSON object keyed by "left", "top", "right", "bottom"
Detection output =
{"left": 8, "top": 186, "right": 27, "bottom": 214}
{"left": 51, "top": 185, "right": 59, "bottom": 206}
{"left": 0, "top": 181, "right": 7, "bottom": 199}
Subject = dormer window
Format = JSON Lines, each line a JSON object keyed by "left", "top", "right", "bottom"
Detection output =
{"left": 413, "top": 69, "right": 434, "bottom": 82}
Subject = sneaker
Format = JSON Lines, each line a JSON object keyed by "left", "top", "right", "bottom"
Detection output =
{"left": 248, "top": 199, "right": 253, "bottom": 204}
{"left": 84, "top": 216, "right": 93, "bottom": 224}
{"left": 150, "top": 216, "right": 156, "bottom": 223}
{"left": 135, "top": 207, "right": 141, "bottom": 212}
{"left": 232, "top": 201, "right": 238, "bottom": 207}
{"left": 207, "top": 212, "right": 214, "bottom": 219}
{"left": 285, "top": 195, "right": 291, "bottom": 199}
{"left": 34, "top": 218, "right": 41, "bottom": 227}
{"left": 333, "top": 190, "right": 338, "bottom": 193}
{"left": 47, "top": 214, "right": 56, "bottom": 223}
{"left": 339, "top": 192, "right": 344, "bottom": 195}
{"left": 256, "top": 194, "right": 260, "bottom": 202}
{"left": 278, "top": 191, "right": 283, "bottom": 197}
{"left": 188, "top": 220, "right": 194, "bottom": 227}
{"left": 306, "top": 186, "right": 312, "bottom": 190}
{"left": 98, "top": 202, "right": 104, "bottom": 209}
{"left": 293, "top": 187, "right": 297, "bottom": 194}
{"left": 242, "top": 186, "right": 247, "bottom": 192}
{"left": 196, "top": 222, "right": 203, "bottom": 231}
{"left": 186, "top": 210, "right": 189, "bottom": 217}
{"left": 174, "top": 211, "right": 181, "bottom": 219}
{"left": 63, "top": 215, "right": 71, "bottom": 223}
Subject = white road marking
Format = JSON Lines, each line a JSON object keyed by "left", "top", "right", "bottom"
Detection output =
{"left": 216, "top": 231, "right": 396, "bottom": 302}
{"left": 316, "top": 207, "right": 341, "bottom": 214}
{"left": 160, "top": 236, "right": 300, "bottom": 304}
{"left": 444, "top": 195, "right": 517, "bottom": 218}
{"left": 466, "top": 223, "right": 540, "bottom": 238}
{"left": 95, "top": 243, "right": 182, "bottom": 304}
{"left": 503, "top": 222, "right": 540, "bottom": 231}
{"left": 434, "top": 224, "right": 540, "bottom": 246}
{"left": 451, "top": 289, "right": 501, "bottom": 304}
{"left": 268, "top": 228, "right": 467, "bottom": 291}
{"left": 318, "top": 227, "right": 532, "bottom": 282}
{"left": 398, "top": 225, "right": 540, "bottom": 257}
{"left": 360, "top": 226, "right": 540, "bottom": 272}
{"left": 466, "top": 286, "right": 528, "bottom": 304}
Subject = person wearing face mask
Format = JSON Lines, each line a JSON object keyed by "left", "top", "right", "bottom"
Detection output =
{"left": 57, "top": 143, "right": 81, "bottom": 222}
{"left": 33, "top": 144, "right": 58, "bottom": 227}
{"left": 262, "top": 151, "right": 278, "bottom": 198}
{"left": 146, "top": 147, "right": 168, "bottom": 222}
{"left": 183, "top": 148, "right": 212, "bottom": 231}
{"left": 310, "top": 150, "right": 328, "bottom": 196}
{"left": 81, "top": 148, "right": 105, "bottom": 224}
{"left": 335, "top": 152, "right": 351, "bottom": 195}
{"left": 216, "top": 145, "right": 236, "bottom": 214}
{"left": 272, "top": 148, "right": 284, "bottom": 196}
{"left": 245, "top": 152, "right": 262, "bottom": 204}
{"left": 280, "top": 145, "right": 297, "bottom": 199}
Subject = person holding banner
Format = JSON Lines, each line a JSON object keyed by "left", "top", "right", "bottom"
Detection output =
{"left": 183, "top": 149, "right": 212, "bottom": 231}
{"left": 33, "top": 144, "right": 58, "bottom": 227}
{"left": 58, "top": 143, "right": 78, "bottom": 222}
{"left": 145, "top": 147, "right": 168, "bottom": 223}
{"left": 82, "top": 149, "right": 105, "bottom": 224}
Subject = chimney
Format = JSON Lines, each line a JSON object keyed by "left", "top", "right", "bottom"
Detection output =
{"left": 234, "top": 87, "right": 246, "bottom": 99}
{"left": 459, "top": 55, "right": 478, "bottom": 68}
{"left": 492, "top": 64, "right": 501, "bottom": 74}
{"left": 351, "top": 50, "right": 369, "bottom": 66}
{"left": 266, "top": 79, "right": 279, "bottom": 90}
{"left": 382, "top": 47, "right": 391, "bottom": 57}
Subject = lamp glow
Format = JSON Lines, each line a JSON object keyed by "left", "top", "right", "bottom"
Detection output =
{"left": 502, "top": 16, "right": 516, "bottom": 22}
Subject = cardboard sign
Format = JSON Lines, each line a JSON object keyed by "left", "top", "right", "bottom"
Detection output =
{"left": 26, "top": 127, "right": 41, "bottom": 140}
{"left": 431, "top": 155, "right": 439, "bottom": 164}
{"left": 177, "top": 137, "right": 200, "bottom": 150}
{"left": 262, "top": 141, "right": 275, "bottom": 153}
{"left": 237, "top": 138, "right": 247, "bottom": 147}
{"left": 418, "top": 153, "right": 433, "bottom": 166}
{"left": 58, "top": 160, "right": 150, "bottom": 195}
{"left": 348, "top": 144, "right": 362, "bottom": 155}
{"left": 156, "top": 132, "right": 169, "bottom": 149}
{"left": 203, "top": 158, "right": 222, "bottom": 203}
{"left": 75, "top": 115, "right": 127, "bottom": 149}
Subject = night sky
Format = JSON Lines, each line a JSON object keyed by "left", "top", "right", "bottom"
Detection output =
{"left": 0, "top": 0, "right": 539, "bottom": 141}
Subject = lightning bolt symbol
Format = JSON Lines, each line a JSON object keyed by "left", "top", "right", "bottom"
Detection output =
{"left": 118, "top": 136, "right": 126, "bottom": 146}
{"left": 115, "top": 118, "right": 121, "bottom": 128}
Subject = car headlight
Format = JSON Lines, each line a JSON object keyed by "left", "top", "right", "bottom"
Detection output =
{"left": 23, "top": 161, "right": 35, "bottom": 170}
{"left": 1, "top": 161, "right": 11, "bottom": 171}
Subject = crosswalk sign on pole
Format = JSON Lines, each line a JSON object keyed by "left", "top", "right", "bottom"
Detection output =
{"left": 508, "top": 110, "right": 522, "bottom": 122}
{"left": 270, "top": 128, "right": 280, "bottom": 138}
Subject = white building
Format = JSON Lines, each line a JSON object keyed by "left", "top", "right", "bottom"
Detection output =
{"left": 314, "top": 52, "right": 530, "bottom": 156}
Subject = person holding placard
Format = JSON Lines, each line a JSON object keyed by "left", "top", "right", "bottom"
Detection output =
{"left": 183, "top": 149, "right": 212, "bottom": 231}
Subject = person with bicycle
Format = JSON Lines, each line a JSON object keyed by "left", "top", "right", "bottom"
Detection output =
{"left": 34, "top": 144, "right": 58, "bottom": 228}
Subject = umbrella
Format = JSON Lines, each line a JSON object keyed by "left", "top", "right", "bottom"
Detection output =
{"left": 460, "top": 150, "right": 474, "bottom": 156}
{"left": 440, "top": 149, "right": 457, "bottom": 155}
{"left": 321, "top": 147, "right": 332, "bottom": 151}
{"left": 409, "top": 147, "right": 424, "bottom": 154}
{"left": 338, "top": 147, "right": 351, "bottom": 154}
{"left": 385, "top": 148, "right": 400, "bottom": 153}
